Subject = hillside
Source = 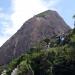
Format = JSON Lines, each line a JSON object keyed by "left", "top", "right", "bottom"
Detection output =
{"left": 0, "top": 29, "right": 75, "bottom": 75}
{"left": 0, "top": 10, "right": 70, "bottom": 65}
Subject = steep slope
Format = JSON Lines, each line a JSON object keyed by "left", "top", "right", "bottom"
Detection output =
{"left": 0, "top": 10, "right": 70, "bottom": 65}
{"left": 1, "top": 30, "right": 75, "bottom": 75}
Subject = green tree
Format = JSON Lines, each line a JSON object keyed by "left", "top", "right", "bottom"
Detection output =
{"left": 73, "top": 15, "right": 75, "bottom": 33}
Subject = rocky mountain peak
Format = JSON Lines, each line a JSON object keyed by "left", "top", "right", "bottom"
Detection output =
{"left": 0, "top": 10, "right": 70, "bottom": 65}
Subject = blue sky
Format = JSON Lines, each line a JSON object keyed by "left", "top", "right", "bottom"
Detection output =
{"left": 0, "top": 0, "right": 75, "bottom": 46}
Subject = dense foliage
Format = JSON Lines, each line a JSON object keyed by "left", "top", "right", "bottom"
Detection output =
{"left": 1, "top": 29, "right": 75, "bottom": 75}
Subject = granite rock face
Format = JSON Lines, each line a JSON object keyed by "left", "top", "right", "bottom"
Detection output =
{"left": 0, "top": 10, "right": 70, "bottom": 65}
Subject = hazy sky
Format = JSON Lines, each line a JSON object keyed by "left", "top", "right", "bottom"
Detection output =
{"left": 0, "top": 0, "right": 75, "bottom": 46}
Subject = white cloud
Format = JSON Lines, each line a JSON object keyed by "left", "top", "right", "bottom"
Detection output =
{"left": 10, "top": 0, "right": 61, "bottom": 34}
{"left": 0, "top": 20, "right": 11, "bottom": 47}
{"left": 0, "top": 9, "right": 12, "bottom": 46}
{"left": 0, "top": 12, "right": 12, "bottom": 35}
{"left": 0, "top": 8, "right": 5, "bottom": 18}
{"left": 0, "top": 12, "right": 5, "bottom": 18}
{"left": 0, "top": 36, "right": 9, "bottom": 46}
{"left": 11, "top": 0, "right": 47, "bottom": 31}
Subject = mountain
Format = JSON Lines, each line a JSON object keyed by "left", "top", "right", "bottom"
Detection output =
{"left": 0, "top": 10, "right": 70, "bottom": 65}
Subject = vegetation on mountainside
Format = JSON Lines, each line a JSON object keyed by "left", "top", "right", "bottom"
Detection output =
{"left": 1, "top": 28, "right": 75, "bottom": 75}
